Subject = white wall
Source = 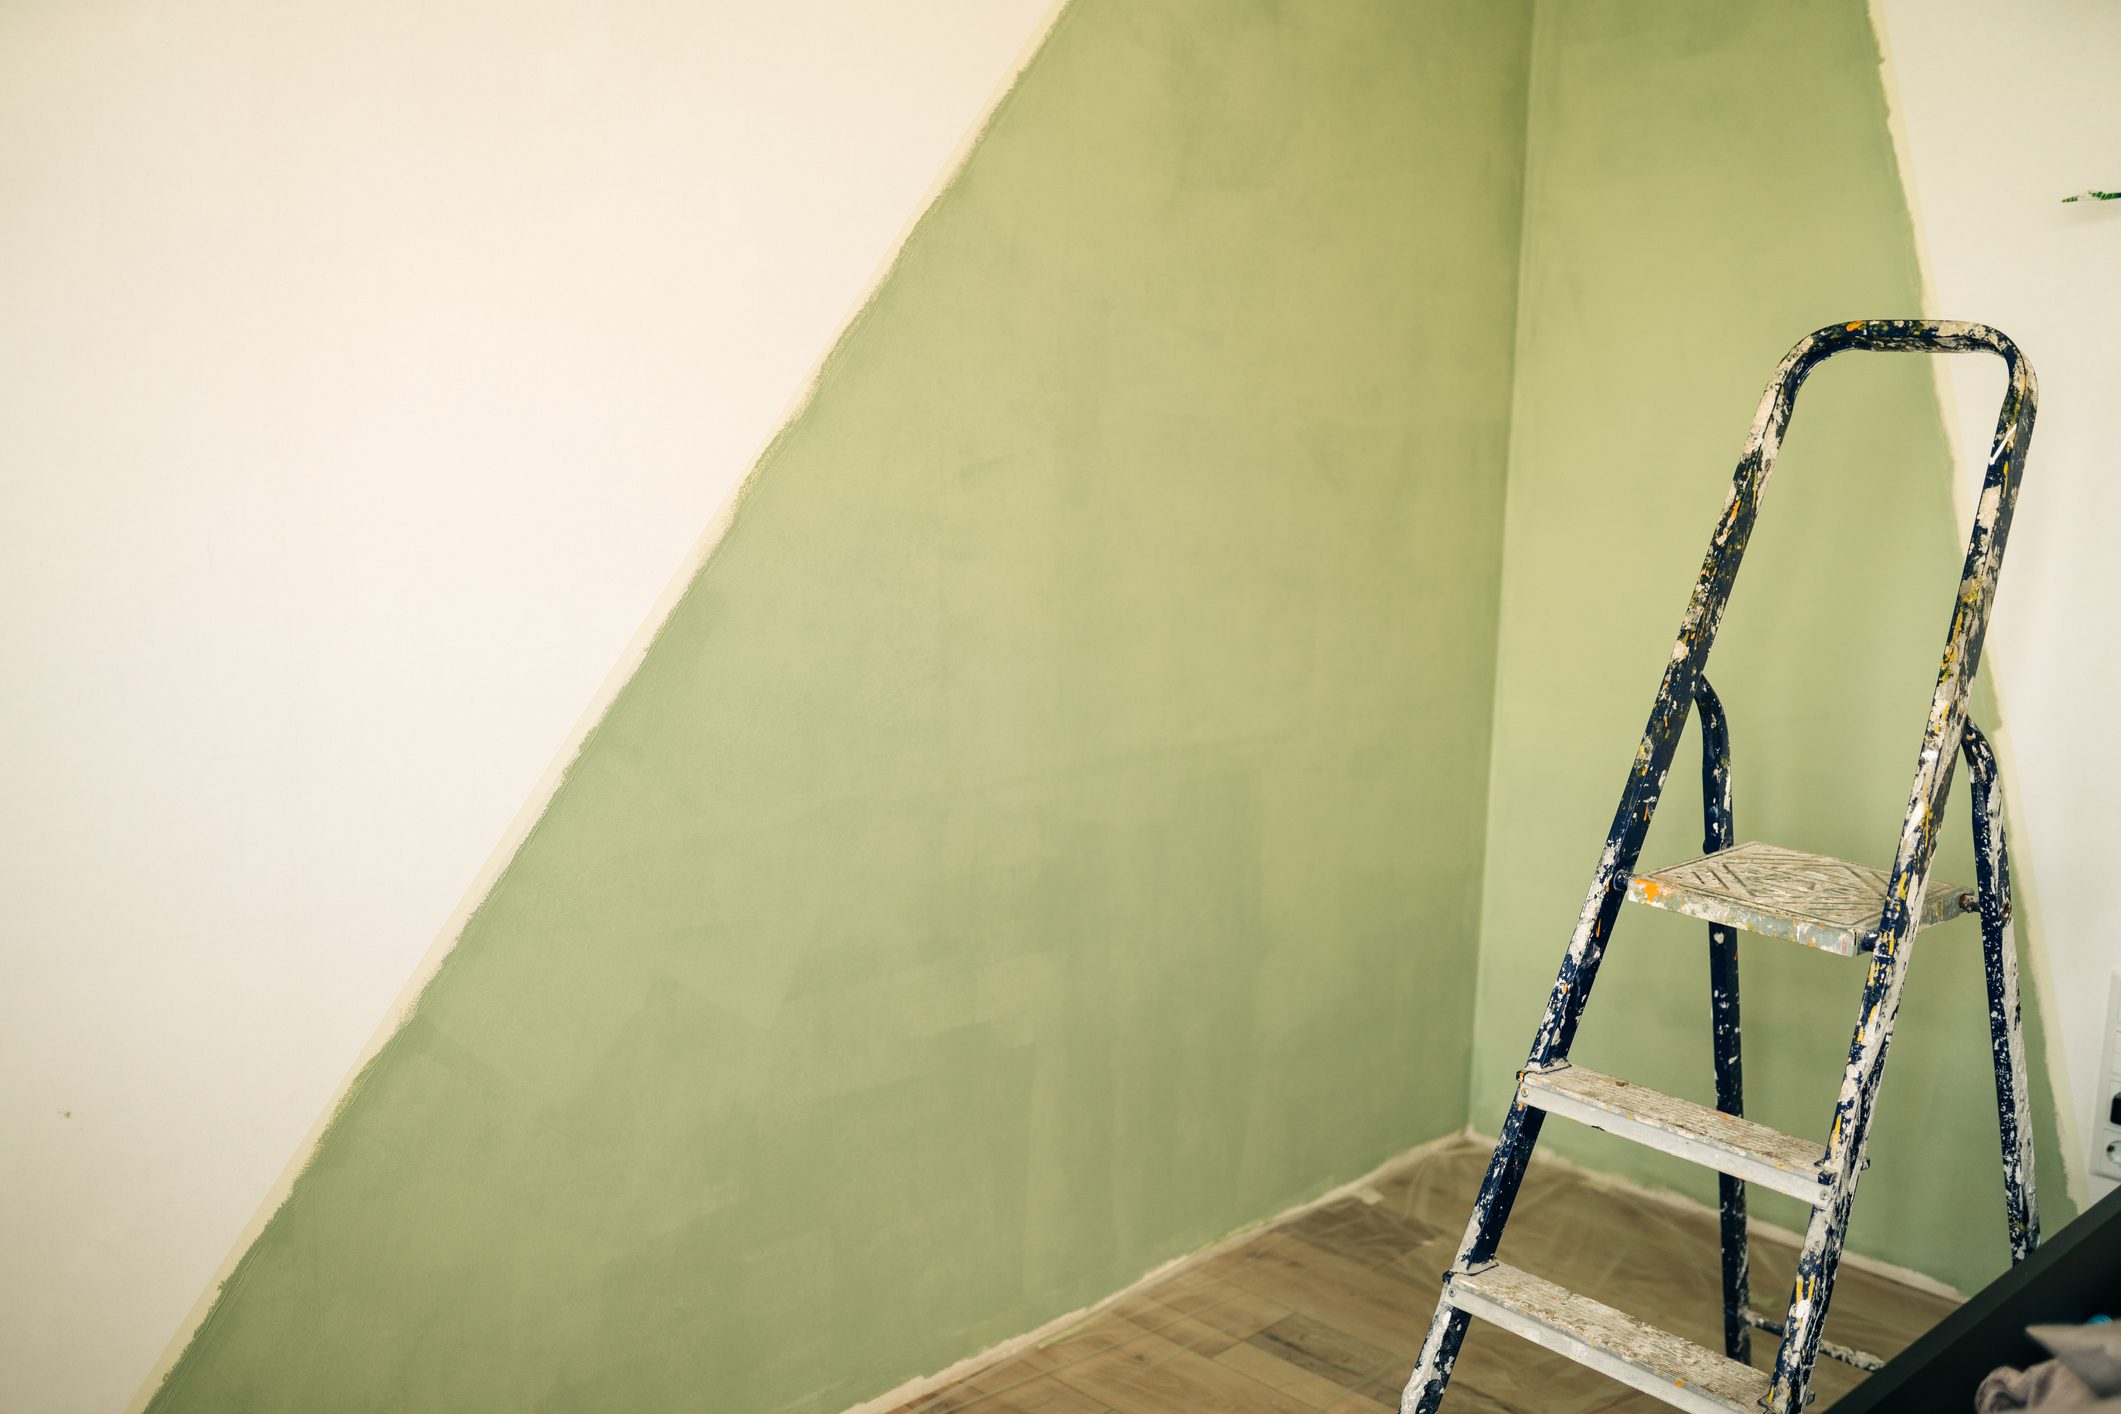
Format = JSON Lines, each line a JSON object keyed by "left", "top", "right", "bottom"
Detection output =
{"left": 1875, "top": 0, "right": 2121, "bottom": 1199}
{"left": 0, "top": 3, "right": 1055, "bottom": 1410}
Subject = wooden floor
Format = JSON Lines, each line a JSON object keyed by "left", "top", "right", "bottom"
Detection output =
{"left": 887, "top": 1136, "right": 1958, "bottom": 1414}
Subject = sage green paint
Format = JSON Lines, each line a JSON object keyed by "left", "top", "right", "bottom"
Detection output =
{"left": 1471, "top": 0, "right": 2074, "bottom": 1296}
{"left": 148, "top": 3, "right": 1533, "bottom": 1409}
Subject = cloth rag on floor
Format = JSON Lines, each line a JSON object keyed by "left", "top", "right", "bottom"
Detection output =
{"left": 1977, "top": 1322, "right": 2121, "bottom": 1411}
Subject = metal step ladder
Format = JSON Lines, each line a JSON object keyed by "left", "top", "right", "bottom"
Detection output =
{"left": 1400, "top": 321, "right": 2042, "bottom": 1414}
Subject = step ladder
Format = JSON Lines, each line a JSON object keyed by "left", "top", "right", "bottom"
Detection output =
{"left": 1400, "top": 320, "right": 2042, "bottom": 1414}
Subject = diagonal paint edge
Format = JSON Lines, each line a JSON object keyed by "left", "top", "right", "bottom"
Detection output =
{"left": 123, "top": 5, "right": 1075, "bottom": 1409}
{"left": 1866, "top": 0, "right": 2091, "bottom": 1212}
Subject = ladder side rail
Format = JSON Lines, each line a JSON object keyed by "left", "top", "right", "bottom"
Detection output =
{"left": 1961, "top": 719, "right": 2039, "bottom": 1262}
{"left": 1404, "top": 329, "right": 1836, "bottom": 1414}
{"left": 1439, "top": 358, "right": 1778, "bottom": 1261}
{"left": 1698, "top": 679, "right": 1750, "bottom": 1364}
{"left": 1767, "top": 323, "right": 2037, "bottom": 1412}
{"left": 1451, "top": 320, "right": 1887, "bottom": 1276}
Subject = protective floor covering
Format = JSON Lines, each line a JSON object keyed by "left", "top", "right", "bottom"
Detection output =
{"left": 886, "top": 1135, "right": 1958, "bottom": 1412}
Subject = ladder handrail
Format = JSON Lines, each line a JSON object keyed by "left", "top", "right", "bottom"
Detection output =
{"left": 1525, "top": 319, "right": 2035, "bottom": 1089}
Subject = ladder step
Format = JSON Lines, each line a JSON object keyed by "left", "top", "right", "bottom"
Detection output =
{"left": 1628, "top": 839, "right": 1977, "bottom": 957}
{"left": 1520, "top": 1063, "right": 1830, "bottom": 1206}
{"left": 1445, "top": 1262, "right": 1771, "bottom": 1414}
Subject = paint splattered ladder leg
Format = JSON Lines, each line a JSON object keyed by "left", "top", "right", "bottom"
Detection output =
{"left": 1961, "top": 720, "right": 2038, "bottom": 1262}
{"left": 1405, "top": 318, "right": 1815, "bottom": 1414}
{"left": 1403, "top": 674, "right": 1708, "bottom": 1413}
{"left": 1765, "top": 324, "right": 2038, "bottom": 1414}
{"left": 1696, "top": 680, "right": 1749, "bottom": 1364}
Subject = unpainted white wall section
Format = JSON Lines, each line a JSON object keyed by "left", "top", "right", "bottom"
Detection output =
{"left": 1874, "top": 0, "right": 2121, "bottom": 1200}
{"left": 0, "top": 5, "right": 1056, "bottom": 1410}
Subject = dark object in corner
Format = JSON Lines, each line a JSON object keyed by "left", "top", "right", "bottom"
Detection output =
{"left": 1828, "top": 1180, "right": 2121, "bottom": 1411}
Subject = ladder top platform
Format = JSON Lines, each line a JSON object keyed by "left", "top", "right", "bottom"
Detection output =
{"left": 1628, "top": 841, "right": 1976, "bottom": 958}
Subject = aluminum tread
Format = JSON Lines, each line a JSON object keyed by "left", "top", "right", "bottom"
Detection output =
{"left": 1520, "top": 1063, "right": 1829, "bottom": 1207}
{"left": 1446, "top": 1261, "right": 1772, "bottom": 1414}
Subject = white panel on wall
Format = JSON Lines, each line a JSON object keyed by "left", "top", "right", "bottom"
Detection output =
{"left": 0, "top": 3, "right": 1056, "bottom": 1410}
{"left": 1874, "top": 0, "right": 2121, "bottom": 1199}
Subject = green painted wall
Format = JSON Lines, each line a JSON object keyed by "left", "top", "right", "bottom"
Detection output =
{"left": 147, "top": 3, "right": 1533, "bottom": 1410}
{"left": 144, "top": 7, "right": 2081, "bottom": 1408}
{"left": 1471, "top": 0, "right": 2074, "bottom": 1296}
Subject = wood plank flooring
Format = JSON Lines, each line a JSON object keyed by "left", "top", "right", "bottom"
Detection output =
{"left": 886, "top": 1136, "right": 1958, "bottom": 1414}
